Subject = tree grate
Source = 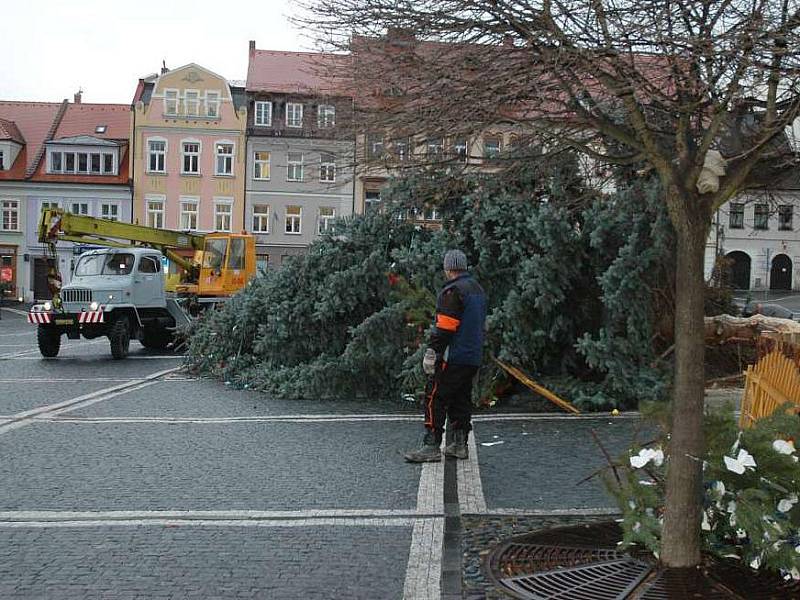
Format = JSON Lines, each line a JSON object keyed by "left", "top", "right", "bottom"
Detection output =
{"left": 485, "top": 522, "right": 800, "bottom": 599}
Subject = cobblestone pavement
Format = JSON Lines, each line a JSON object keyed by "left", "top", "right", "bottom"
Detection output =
{"left": 0, "top": 309, "right": 637, "bottom": 598}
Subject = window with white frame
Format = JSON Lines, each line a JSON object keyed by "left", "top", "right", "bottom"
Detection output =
{"left": 287, "top": 152, "right": 304, "bottom": 182}
{"left": 483, "top": 136, "right": 502, "bottom": 158}
{"left": 426, "top": 138, "right": 444, "bottom": 156}
{"left": 1, "top": 200, "right": 19, "bottom": 231}
{"left": 48, "top": 150, "right": 116, "bottom": 175}
{"left": 286, "top": 103, "right": 303, "bottom": 128}
{"left": 364, "top": 190, "right": 381, "bottom": 213}
{"left": 101, "top": 203, "right": 119, "bottom": 221}
{"left": 214, "top": 200, "right": 232, "bottom": 231}
{"left": 215, "top": 142, "right": 234, "bottom": 176}
{"left": 318, "top": 105, "right": 335, "bottom": 128}
{"left": 49, "top": 152, "right": 62, "bottom": 172}
{"left": 367, "top": 134, "right": 384, "bottom": 159}
{"left": 255, "top": 101, "right": 272, "bottom": 126}
{"left": 179, "top": 198, "right": 199, "bottom": 230}
{"left": 148, "top": 139, "right": 166, "bottom": 173}
{"left": 453, "top": 138, "right": 468, "bottom": 159}
{"left": 182, "top": 141, "right": 200, "bottom": 174}
{"left": 41, "top": 201, "right": 59, "bottom": 211}
{"left": 70, "top": 202, "right": 89, "bottom": 215}
{"left": 184, "top": 90, "right": 200, "bottom": 116}
{"left": 285, "top": 205, "right": 301, "bottom": 234}
{"left": 252, "top": 204, "right": 270, "bottom": 233}
{"left": 253, "top": 151, "right": 270, "bottom": 180}
{"left": 318, "top": 207, "right": 336, "bottom": 234}
{"left": 164, "top": 89, "right": 178, "bottom": 115}
{"left": 206, "top": 91, "right": 221, "bottom": 118}
{"left": 146, "top": 197, "right": 165, "bottom": 229}
{"left": 319, "top": 153, "right": 336, "bottom": 183}
{"left": 394, "top": 139, "right": 409, "bottom": 161}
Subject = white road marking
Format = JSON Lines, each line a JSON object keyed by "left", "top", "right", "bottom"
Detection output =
{"left": 9, "top": 355, "right": 183, "bottom": 360}
{"left": 0, "top": 378, "right": 139, "bottom": 383}
{"left": 0, "top": 338, "right": 106, "bottom": 359}
{"left": 37, "top": 414, "right": 423, "bottom": 424}
{"left": 31, "top": 412, "right": 642, "bottom": 425}
{"left": 403, "top": 438, "right": 445, "bottom": 600}
{"left": 0, "top": 509, "right": 435, "bottom": 521}
{"left": 458, "top": 431, "right": 487, "bottom": 514}
{"left": 403, "top": 518, "right": 444, "bottom": 600}
{"left": 0, "top": 518, "right": 422, "bottom": 529}
{"left": 0, "top": 307, "right": 29, "bottom": 316}
{"left": 0, "top": 366, "right": 183, "bottom": 435}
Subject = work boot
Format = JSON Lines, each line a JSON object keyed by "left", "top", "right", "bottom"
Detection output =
{"left": 444, "top": 429, "right": 468, "bottom": 460}
{"left": 404, "top": 432, "right": 441, "bottom": 463}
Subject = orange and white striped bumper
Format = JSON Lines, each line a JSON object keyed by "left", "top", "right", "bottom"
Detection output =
{"left": 78, "top": 310, "right": 104, "bottom": 324}
{"left": 27, "top": 312, "right": 52, "bottom": 324}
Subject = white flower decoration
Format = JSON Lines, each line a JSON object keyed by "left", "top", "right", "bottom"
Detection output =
{"left": 713, "top": 481, "right": 726, "bottom": 497}
{"left": 773, "top": 439, "right": 796, "bottom": 455}
{"left": 724, "top": 448, "right": 757, "bottom": 475}
{"left": 750, "top": 555, "right": 761, "bottom": 570}
{"left": 701, "top": 511, "right": 711, "bottom": 531}
{"left": 736, "top": 528, "right": 747, "bottom": 539}
{"left": 630, "top": 447, "right": 665, "bottom": 469}
{"left": 778, "top": 495, "right": 798, "bottom": 513}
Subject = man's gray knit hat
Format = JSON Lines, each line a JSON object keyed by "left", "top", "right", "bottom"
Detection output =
{"left": 443, "top": 249, "right": 468, "bottom": 271}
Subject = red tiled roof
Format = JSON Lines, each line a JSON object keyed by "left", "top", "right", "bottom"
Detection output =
{"left": 0, "top": 118, "right": 25, "bottom": 144}
{"left": 0, "top": 101, "right": 63, "bottom": 178}
{"left": 247, "top": 49, "right": 352, "bottom": 95}
{"left": 53, "top": 103, "right": 130, "bottom": 141}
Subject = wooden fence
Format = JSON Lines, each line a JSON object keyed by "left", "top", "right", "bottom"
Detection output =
{"left": 739, "top": 349, "right": 800, "bottom": 428}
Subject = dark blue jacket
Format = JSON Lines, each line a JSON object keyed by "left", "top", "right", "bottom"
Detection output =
{"left": 429, "top": 273, "right": 486, "bottom": 366}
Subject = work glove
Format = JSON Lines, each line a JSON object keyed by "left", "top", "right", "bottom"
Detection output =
{"left": 422, "top": 348, "right": 437, "bottom": 375}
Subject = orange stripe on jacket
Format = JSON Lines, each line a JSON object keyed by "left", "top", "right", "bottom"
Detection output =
{"left": 436, "top": 313, "right": 460, "bottom": 332}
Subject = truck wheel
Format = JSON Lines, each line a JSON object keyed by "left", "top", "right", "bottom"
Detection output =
{"left": 109, "top": 316, "right": 130, "bottom": 360}
{"left": 140, "top": 328, "right": 173, "bottom": 350}
{"left": 37, "top": 326, "right": 61, "bottom": 358}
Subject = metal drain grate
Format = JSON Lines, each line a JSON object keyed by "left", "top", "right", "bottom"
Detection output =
{"left": 502, "top": 557, "right": 652, "bottom": 599}
{"left": 485, "top": 522, "right": 800, "bottom": 599}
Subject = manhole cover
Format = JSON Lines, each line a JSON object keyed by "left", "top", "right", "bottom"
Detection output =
{"left": 485, "top": 522, "right": 800, "bottom": 599}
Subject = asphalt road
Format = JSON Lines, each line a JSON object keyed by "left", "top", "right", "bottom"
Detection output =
{"left": 0, "top": 306, "right": 637, "bottom": 599}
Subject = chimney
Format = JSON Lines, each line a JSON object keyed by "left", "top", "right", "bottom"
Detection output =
{"left": 74, "top": 89, "right": 82, "bottom": 104}
{"left": 161, "top": 60, "right": 169, "bottom": 75}
{"left": 249, "top": 40, "right": 256, "bottom": 54}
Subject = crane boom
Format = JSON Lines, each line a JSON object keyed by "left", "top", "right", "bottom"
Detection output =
{"left": 38, "top": 208, "right": 205, "bottom": 274}
{"left": 37, "top": 207, "right": 256, "bottom": 309}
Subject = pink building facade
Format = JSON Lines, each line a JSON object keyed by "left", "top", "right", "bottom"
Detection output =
{"left": 131, "top": 64, "right": 247, "bottom": 234}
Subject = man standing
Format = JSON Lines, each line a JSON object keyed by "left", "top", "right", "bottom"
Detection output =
{"left": 405, "top": 249, "right": 487, "bottom": 462}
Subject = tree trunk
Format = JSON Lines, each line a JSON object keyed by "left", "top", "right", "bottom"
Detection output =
{"left": 660, "top": 210, "right": 709, "bottom": 567}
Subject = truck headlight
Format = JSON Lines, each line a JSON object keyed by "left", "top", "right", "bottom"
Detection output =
{"left": 43, "top": 301, "right": 52, "bottom": 311}
{"left": 90, "top": 301, "right": 99, "bottom": 311}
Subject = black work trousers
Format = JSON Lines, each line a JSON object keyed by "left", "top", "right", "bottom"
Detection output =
{"left": 424, "top": 363, "right": 479, "bottom": 443}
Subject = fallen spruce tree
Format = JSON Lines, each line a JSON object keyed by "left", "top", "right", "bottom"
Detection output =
{"left": 186, "top": 158, "right": 677, "bottom": 409}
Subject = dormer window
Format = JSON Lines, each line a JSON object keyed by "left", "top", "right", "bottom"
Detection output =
{"left": 185, "top": 90, "right": 200, "bottom": 116}
{"left": 206, "top": 91, "right": 220, "bottom": 118}
{"left": 164, "top": 90, "right": 178, "bottom": 115}
{"left": 286, "top": 103, "right": 303, "bottom": 128}
{"left": 95, "top": 125, "right": 107, "bottom": 134}
{"left": 47, "top": 147, "right": 118, "bottom": 175}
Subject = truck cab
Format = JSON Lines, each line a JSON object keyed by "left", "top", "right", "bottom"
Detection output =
{"left": 29, "top": 248, "right": 186, "bottom": 359}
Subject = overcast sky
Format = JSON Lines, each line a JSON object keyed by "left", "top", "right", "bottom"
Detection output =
{"left": 2, "top": 0, "right": 309, "bottom": 104}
